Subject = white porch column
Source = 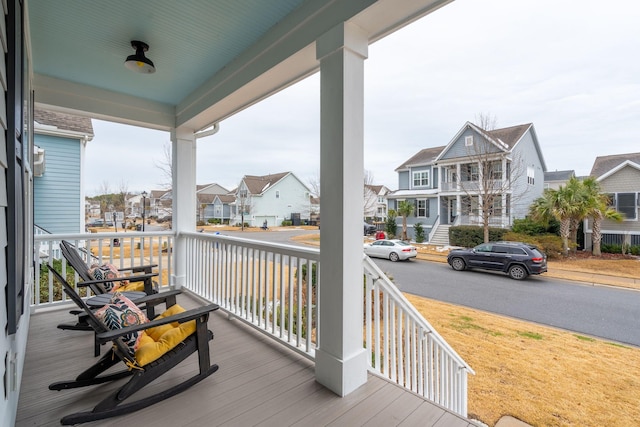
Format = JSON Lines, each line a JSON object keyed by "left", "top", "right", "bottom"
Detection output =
{"left": 315, "top": 22, "right": 368, "bottom": 396}
{"left": 171, "top": 127, "right": 197, "bottom": 289}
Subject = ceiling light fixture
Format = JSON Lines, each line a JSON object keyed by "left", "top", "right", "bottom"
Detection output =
{"left": 124, "top": 40, "right": 156, "bottom": 74}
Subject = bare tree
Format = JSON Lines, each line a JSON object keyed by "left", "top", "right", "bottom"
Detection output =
{"left": 307, "top": 170, "right": 321, "bottom": 199}
{"left": 154, "top": 142, "right": 172, "bottom": 189}
{"left": 363, "top": 170, "right": 378, "bottom": 219}
{"left": 459, "top": 114, "right": 526, "bottom": 243}
{"left": 235, "top": 187, "right": 252, "bottom": 231}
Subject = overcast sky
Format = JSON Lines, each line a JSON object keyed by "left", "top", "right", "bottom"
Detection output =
{"left": 85, "top": 0, "right": 640, "bottom": 196}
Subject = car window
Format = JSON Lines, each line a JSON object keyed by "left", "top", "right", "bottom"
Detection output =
{"left": 492, "top": 245, "right": 509, "bottom": 254}
{"left": 475, "top": 244, "right": 492, "bottom": 252}
{"left": 395, "top": 241, "right": 410, "bottom": 246}
{"left": 384, "top": 241, "right": 394, "bottom": 246}
{"left": 530, "top": 248, "right": 544, "bottom": 258}
{"left": 507, "top": 247, "right": 527, "bottom": 255}
{"left": 372, "top": 241, "right": 383, "bottom": 247}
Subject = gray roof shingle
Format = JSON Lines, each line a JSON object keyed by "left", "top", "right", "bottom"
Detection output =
{"left": 590, "top": 152, "right": 640, "bottom": 178}
{"left": 34, "top": 109, "right": 94, "bottom": 135}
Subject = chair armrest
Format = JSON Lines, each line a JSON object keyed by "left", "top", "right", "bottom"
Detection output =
{"left": 133, "top": 289, "right": 182, "bottom": 306}
{"left": 118, "top": 264, "right": 158, "bottom": 274}
{"left": 96, "top": 304, "right": 219, "bottom": 343}
{"left": 77, "top": 272, "right": 158, "bottom": 288}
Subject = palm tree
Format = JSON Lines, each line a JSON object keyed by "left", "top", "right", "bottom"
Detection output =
{"left": 581, "top": 177, "right": 623, "bottom": 256}
{"left": 529, "top": 186, "right": 575, "bottom": 256}
{"left": 397, "top": 200, "right": 414, "bottom": 241}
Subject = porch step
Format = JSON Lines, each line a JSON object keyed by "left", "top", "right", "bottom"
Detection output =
{"left": 429, "top": 225, "right": 450, "bottom": 246}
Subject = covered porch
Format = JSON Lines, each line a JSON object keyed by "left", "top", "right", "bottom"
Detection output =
{"left": 18, "top": 289, "right": 474, "bottom": 426}
{"left": 6, "top": 0, "right": 475, "bottom": 425}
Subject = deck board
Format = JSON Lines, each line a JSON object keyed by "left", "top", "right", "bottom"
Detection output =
{"left": 17, "top": 292, "right": 475, "bottom": 427}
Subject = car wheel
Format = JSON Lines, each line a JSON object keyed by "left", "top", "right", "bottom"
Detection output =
{"left": 508, "top": 265, "right": 528, "bottom": 280}
{"left": 450, "top": 257, "right": 466, "bottom": 271}
{"left": 389, "top": 252, "right": 400, "bottom": 262}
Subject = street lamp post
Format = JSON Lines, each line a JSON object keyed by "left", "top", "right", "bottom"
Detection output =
{"left": 141, "top": 191, "right": 147, "bottom": 232}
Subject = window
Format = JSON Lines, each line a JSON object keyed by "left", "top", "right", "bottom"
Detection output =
{"left": 462, "top": 164, "right": 479, "bottom": 181}
{"left": 416, "top": 199, "right": 429, "bottom": 217}
{"left": 275, "top": 190, "right": 280, "bottom": 198}
{"left": 465, "top": 135, "right": 473, "bottom": 146}
{"left": 489, "top": 197, "right": 503, "bottom": 216}
{"left": 616, "top": 193, "right": 637, "bottom": 220}
{"left": 527, "top": 166, "right": 535, "bottom": 185}
{"left": 412, "top": 170, "right": 429, "bottom": 187}
{"left": 489, "top": 161, "right": 502, "bottom": 180}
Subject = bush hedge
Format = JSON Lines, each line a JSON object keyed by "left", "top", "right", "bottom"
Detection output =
{"left": 502, "top": 232, "right": 564, "bottom": 259}
{"left": 449, "top": 226, "right": 508, "bottom": 248}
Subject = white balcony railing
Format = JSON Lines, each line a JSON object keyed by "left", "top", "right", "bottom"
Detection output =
{"left": 363, "top": 255, "right": 474, "bottom": 417}
{"left": 181, "top": 231, "right": 320, "bottom": 359}
{"left": 33, "top": 230, "right": 471, "bottom": 418}
{"left": 33, "top": 232, "right": 174, "bottom": 308}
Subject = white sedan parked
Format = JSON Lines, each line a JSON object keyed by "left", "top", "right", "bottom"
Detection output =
{"left": 363, "top": 239, "right": 417, "bottom": 262}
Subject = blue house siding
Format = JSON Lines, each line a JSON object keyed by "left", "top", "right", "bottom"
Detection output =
{"left": 439, "top": 128, "right": 502, "bottom": 160}
{"left": 398, "top": 170, "right": 410, "bottom": 190}
{"left": 34, "top": 134, "right": 82, "bottom": 233}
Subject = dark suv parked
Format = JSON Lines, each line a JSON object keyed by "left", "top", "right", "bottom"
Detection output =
{"left": 447, "top": 241, "right": 547, "bottom": 280}
{"left": 364, "top": 222, "right": 377, "bottom": 235}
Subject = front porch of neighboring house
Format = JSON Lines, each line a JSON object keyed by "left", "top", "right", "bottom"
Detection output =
{"left": 23, "top": 233, "right": 474, "bottom": 426}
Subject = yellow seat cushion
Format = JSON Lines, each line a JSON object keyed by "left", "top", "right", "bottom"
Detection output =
{"left": 120, "top": 281, "right": 146, "bottom": 292}
{"left": 134, "top": 304, "right": 197, "bottom": 367}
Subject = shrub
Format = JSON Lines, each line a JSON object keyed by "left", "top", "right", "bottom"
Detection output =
{"left": 449, "top": 226, "right": 508, "bottom": 248}
{"left": 512, "top": 216, "right": 560, "bottom": 236}
{"left": 281, "top": 220, "right": 292, "bottom": 227}
{"left": 502, "top": 232, "right": 564, "bottom": 259}
{"left": 385, "top": 210, "right": 398, "bottom": 238}
{"left": 207, "top": 218, "right": 221, "bottom": 224}
{"left": 196, "top": 220, "right": 206, "bottom": 226}
{"left": 414, "top": 222, "right": 425, "bottom": 243}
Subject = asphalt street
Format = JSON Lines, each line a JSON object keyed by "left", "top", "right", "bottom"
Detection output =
{"left": 207, "top": 228, "right": 640, "bottom": 347}
{"left": 375, "top": 257, "right": 640, "bottom": 347}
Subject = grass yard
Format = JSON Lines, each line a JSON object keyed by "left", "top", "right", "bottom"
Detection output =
{"left": 406, "top": 295, "right": 640, "bottom": 427}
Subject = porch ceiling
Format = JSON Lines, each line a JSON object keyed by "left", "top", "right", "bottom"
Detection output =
{"left": 28, "top": 0, "right": 451, "bottom": 131}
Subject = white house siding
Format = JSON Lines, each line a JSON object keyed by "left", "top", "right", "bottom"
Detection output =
{"left": 251, "top": 174, "right": 311, "bottom": 227}
{"left": 33, "top": 134, "right": 82, "bottom": 233}
{"left": 510, "top": 130, "right": 545, "bottom": 221}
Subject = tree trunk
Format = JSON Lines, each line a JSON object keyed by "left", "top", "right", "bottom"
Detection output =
{"left": 560, "top": 218, "right": 570, "bottom": 257}
{"left": 592, "top": 212, "right": 603, "bottom": 256}
{"left": 401, "top": 217, "right": 408, "bottom": 241}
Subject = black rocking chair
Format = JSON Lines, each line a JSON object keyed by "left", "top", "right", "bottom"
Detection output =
{"left": 47, "top": 265, "right": 220, "bottom": 425}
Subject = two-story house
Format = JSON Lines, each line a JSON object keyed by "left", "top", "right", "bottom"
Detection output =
{"left": 388, "top": 122, "right": 546, "bottom": 243}
{"left": 364, "top": 184, "right": 391, "bottom": 222}
{"left": 33, "top": 109, "right": 94, "bottom": 234}
{"left": 584, "top": 152, "right": 640, "bottom": 250}
{"left": 231, "top": 172, "right": 313, "bottom": 227}
{"left": 197, "top": 183, "right": 229, "bottom": 222}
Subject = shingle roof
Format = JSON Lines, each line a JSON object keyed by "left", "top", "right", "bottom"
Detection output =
{"left": 485, "top": 123, "right": 531, "bottom": 149}
{"left": 216, "top": 194, "right": 236, "bottom": 203}
{"left": 34, "top": 108, "right": 94, "bottom": 135}
{"left": 243, "top": 172, "right": 289, "bottom": 195}
{"left": 544, "top": 170, "right": 574, "bottom": 182}
{"left": 395, "top": 146, "right": 446, "bottom": 171}
{"left": 197, "top": 194, "right": 215, "bottom": 204}
{"left": 590, "top": 152, "right": 640, "bottom": 178}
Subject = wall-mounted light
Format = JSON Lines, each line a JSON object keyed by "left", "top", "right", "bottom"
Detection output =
{"left": 125, "top": 40, "right": 156, "bottom": 74}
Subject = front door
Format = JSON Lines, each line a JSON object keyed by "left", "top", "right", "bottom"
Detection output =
{"left": 449, "top": 198, "right": 457, "bottom": 224}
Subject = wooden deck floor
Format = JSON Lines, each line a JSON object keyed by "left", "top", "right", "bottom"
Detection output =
{"left": 17, "top": 293, "right": 475, "bottom": 427}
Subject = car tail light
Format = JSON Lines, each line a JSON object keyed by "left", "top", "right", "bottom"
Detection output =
{"left": 531, "top": 257, "right": 543, "bottom": 263}
{"left": 402, "top": 248, "right": 412, "bottom": 252}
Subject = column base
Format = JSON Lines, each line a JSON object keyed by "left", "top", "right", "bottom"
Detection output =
{"left": 315, "top": 347, "right": 368, "bottom": 396}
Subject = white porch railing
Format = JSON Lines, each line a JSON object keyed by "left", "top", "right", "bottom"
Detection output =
{"left": 363, "top": 255, "right": 474, "bottom": 417}
{"left": 181, "top": 231, "right": 320, "bottom": 359}
{"left": 33, "top": 232, "right": 174, "bottom": 308}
